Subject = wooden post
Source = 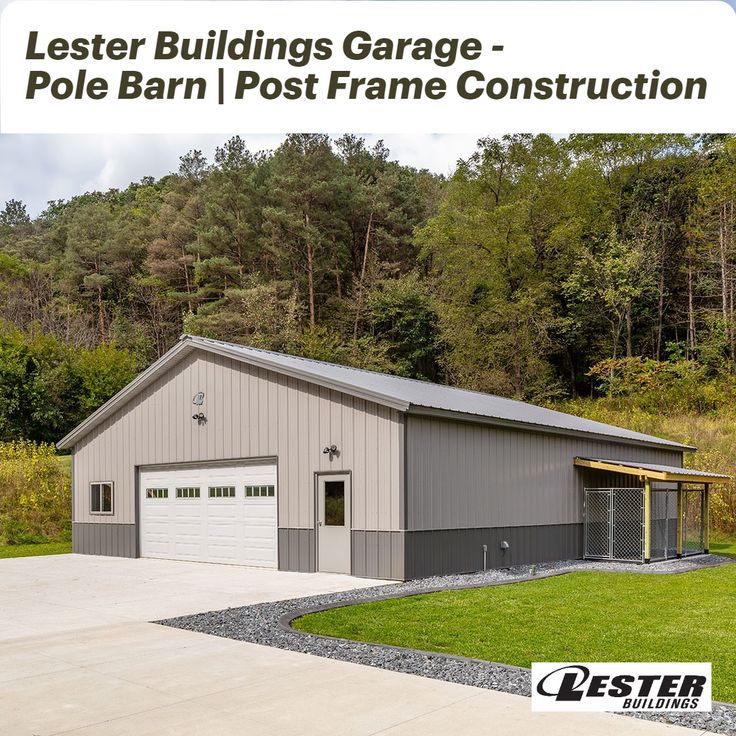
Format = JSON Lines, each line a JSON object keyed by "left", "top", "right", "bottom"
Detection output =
{"left": 676, "top": 482, "right": 683, "bottom": 559}
{"left": 643, "top": 478, "right": 652, "bottom": 563}
{"left": 703, "top": 483, "right": 710, "bottom": 554}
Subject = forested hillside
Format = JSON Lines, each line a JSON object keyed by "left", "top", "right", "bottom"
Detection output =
{"left": 2, "top": 133, "right": 736, "bottom": 452}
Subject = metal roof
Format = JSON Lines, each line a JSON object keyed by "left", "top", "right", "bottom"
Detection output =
{"left": 574, "top": 458, "right": 730, "bottom": 483}
{"left": 57, "top": 334, "right": 694, "bottom": 451}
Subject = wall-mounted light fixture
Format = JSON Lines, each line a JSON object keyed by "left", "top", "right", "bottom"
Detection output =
{"left": 192, "top": 391, "right": 206, "bottom": 425}
{"left": 499, "top": 540, "right": 510, "bottom": 571}
{"left": 322, "top": 444, "right": 339, "bottom": 460}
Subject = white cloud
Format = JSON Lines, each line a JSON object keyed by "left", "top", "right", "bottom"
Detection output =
{"left": 0, "top": 133, "right": 479, "bottom": 216}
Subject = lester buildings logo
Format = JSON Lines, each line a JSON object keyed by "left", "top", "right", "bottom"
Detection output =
{"left": 532, "top": 663, "right": 712, "bottom": 712}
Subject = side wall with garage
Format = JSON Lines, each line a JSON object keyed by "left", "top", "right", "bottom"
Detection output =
{"left": 71, "top": 348, "right": 405, "bottom": 578}
{"left": 403, "top": 414, "right": 683, "bottom": 578}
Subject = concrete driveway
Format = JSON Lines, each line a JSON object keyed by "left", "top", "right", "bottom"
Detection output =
{"left": 0, "top": 554, "right": 710, "bottom": 736}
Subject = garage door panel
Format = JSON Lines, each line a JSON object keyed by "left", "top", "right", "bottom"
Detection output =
{"left": 173, "top": 536, "right": 205, "bottom": 553}
{"left": 243, "top": 543, "right": 277, "bottom": 560}
{"left": 140, "top": 462, "right": 277, "bottom": 568}
{"left": 206, "top": 507, "right": 238, "bottom": 520}
{"left": 244, "top": 502, "right": 276, "bottom": 516}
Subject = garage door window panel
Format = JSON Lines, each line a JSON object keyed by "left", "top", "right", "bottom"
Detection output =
{"left": 209, "top": 486, "right": 236, "bottom": 498}
{"left": 90, "top": 482, "right": 114, "bottom": 514}
{"left": 176, "top": 487, "right": 200, "bottom": 498}
{"left": 245, "top": 485, "right": 275, "bottom": 498}
{"left": 146, "top": 488, "right": 168, "bottom": 499}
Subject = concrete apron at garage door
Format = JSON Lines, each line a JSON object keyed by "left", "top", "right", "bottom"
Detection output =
{"left": 0, "top": 555, "right": 710, "bottom": 736}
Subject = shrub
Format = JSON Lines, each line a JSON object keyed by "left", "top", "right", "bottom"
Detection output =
{"left": 553, "top": 397, "right": 736, "bottom": 540}
{"left": 586, "top": 357, "right": 736, "bottom": 415}
{"left": 0, "top": 440, "right": 71, "bottom": 544}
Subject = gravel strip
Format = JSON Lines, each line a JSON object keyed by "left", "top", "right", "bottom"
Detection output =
{"left": 158, "top": 555, "right": 735, "bottom": 735}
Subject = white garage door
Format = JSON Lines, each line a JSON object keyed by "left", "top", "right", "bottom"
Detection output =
{"left": 139, "top": 462, "right": 277, "bottom": 568}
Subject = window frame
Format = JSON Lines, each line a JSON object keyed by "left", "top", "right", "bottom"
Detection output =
{"left": 176, "top": 487, "right": 201, "bottom": 499}
{"left": 145, "top": 488, "right": 168, "bottom": 499}
{"left": 90, "top": 481, "right": 114, "bottom": 515}
{"left": 244, "top": 484, "right": 275, "bottom": 498}
{"left": 324, "top": 479, "right": 346, "bottom": 527}
{"left": 208, "top": 486, "right": 236, "bottom": 498}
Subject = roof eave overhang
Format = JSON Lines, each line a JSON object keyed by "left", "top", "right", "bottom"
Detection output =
{"left": 57, "top": 339, "right": 196, "bottom": 450}
{"left": 406, "top": 405, "right": 695, "bottom": 453}
{"left": 574, "top": 457, "right": 730, "bottom": 484}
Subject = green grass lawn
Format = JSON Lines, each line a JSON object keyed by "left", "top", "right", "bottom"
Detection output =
{"left": 0, "top": 540, "right": 72, "bottom": 559}
{"left": 712, "top": 540, "right": 736, "bottom": 558}
{"left": 293, "top": 565, "right": 736, "bottom": 703}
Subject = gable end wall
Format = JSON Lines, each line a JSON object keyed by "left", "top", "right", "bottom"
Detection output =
{"left": 72, "top": 351, "right": 404, "bottom": 539}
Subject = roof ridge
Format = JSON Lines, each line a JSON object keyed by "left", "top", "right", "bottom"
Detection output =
{"left": 58, "top": 334, "right": 692, "bottom": 450}
{"left": 181, "top": 334, "right": 692, "bottom": 450}
{"left": 182, "top": 333, "right": 564, "bottom": 410}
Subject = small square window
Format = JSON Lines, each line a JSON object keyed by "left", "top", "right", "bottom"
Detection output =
{"left": 91, "top": 482, "right": 113, "bottom": 514}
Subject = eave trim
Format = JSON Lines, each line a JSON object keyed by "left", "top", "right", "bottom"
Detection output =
{"left": 574, "top": 457, "right": 731, "bottom": 484}
{"left": 407, "top": 405, "right": 695, "bottom": 452}
{"left": 57, "top": 340, "right": 193, "bottom": 450}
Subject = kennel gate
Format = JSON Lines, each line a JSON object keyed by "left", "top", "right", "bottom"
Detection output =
{"left": 584, "top": 488, "right": 644, "bottom": 562}
{"left": 584, "top": 486, "right": 707, "bottom": 563}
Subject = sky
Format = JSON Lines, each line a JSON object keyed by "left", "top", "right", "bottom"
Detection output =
{"left": 0, "top": 0, "right": 482, "bottom": 215}
{"left": 0, "top": 133, "right": 480, "bottom": 217}
{"left": 1, "top": 0, "right": 728, "bottom": 215}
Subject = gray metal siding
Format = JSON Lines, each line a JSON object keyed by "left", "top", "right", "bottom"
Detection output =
{"left": 72, "top": 522, "right": 136, "bottom": 557}
{"left": 404, "top": 523, "right": 582, "bottom": 579}
{"left": 72, "top": 351, "right": 404, "bottom": 532}
{"left": 352, "top": 530, "right": 405, "bottom": 580}
{"left": 405, "top": 415, "right": 683, "bottom": 531}
{"left": 278, "top": 528, "right": 315, "bottom": 572}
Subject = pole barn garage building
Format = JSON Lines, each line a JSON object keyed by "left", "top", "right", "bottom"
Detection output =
{"left": 57, "top": 335, "right": 725, "bottom": 580}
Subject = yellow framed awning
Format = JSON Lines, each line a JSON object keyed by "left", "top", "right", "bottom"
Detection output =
{"left": 574, "top": 457, "right": 731, "bottom": 484}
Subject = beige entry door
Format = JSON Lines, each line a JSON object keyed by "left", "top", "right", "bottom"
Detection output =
{"left": 316, "top": 473, "right": 351, "bottom": 574}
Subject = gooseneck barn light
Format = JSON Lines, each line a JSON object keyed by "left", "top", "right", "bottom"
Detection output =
{"left": 192, "top": 391, "right": 206, "bottom": 425}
